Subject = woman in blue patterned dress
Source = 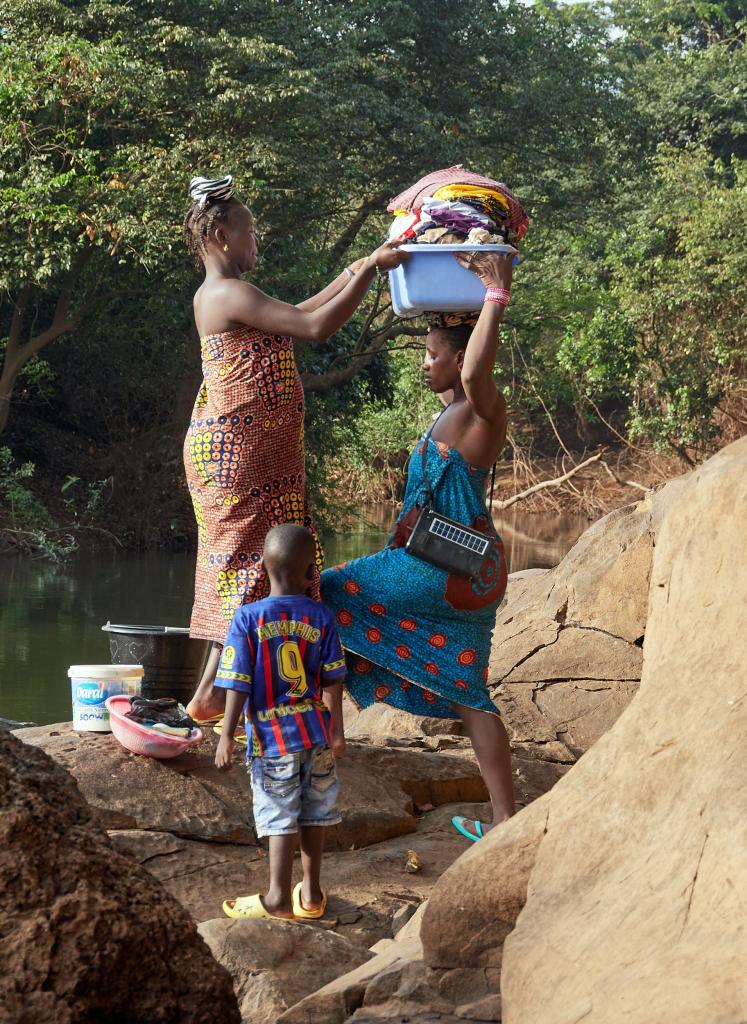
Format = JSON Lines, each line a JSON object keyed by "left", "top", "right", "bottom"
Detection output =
{"left": 321, "top": 251, "right": 516, "bottom": 840}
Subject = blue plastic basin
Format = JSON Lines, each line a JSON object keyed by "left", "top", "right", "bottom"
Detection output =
{"left": 388, "top": 243, "right": 518, "bottom": 317}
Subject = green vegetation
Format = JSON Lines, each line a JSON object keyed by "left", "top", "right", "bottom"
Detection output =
{"left": 0, "top": 446, "right": 112, "bottom": 558}
{"left": 1, "top": 0, "right": 745, "bottom": 552}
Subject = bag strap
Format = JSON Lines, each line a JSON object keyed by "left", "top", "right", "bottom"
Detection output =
{"left": 420, "top": 406, "right": 448, "bottom": 507}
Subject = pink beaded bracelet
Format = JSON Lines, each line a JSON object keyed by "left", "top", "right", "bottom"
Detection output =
{"left": 485, "top": 286, "right": 511, "bottom": 307}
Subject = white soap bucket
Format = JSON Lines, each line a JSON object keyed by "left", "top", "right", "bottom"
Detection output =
{"left": 68, "top": 664, "right": 144, "bottom": 732}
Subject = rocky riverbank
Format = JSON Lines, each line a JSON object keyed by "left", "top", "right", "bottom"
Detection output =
{"left": 4, "top": 719, "right": 564, "bottom": 1022}
{"left": 5, "top": 436, "right": 746, "bottom": 1022}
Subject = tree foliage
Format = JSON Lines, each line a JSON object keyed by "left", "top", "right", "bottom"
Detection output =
{"left": 1, "top": 0, "right": 746, "bottom": 549}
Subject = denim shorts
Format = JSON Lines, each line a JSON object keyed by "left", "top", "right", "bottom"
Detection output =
{"left": 249, "top": 745, "right": 341, "bottom": 838}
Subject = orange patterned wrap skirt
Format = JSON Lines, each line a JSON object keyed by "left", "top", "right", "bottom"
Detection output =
{"left": 183, "top": 327, "right": 321, "bottom": 643}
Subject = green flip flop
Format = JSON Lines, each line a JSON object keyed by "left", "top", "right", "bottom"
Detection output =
{"left": 451, "top": 815, "right": 487, "bottom": 842}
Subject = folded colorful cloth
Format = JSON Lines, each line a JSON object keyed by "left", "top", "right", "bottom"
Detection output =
{"left": 466, "top": 227, "right": 500, "bottom": 244}
{"left": 433, "top": 183, "right": 510, "bottom": 224}
{"left": 387, "top": 209, "right": 437, "bottom": 241}
{"left": 415, "top": 226, "right": 463, "bottom": 244}
{"left": 387, "top": 164, "right": 528, "bottom": 240}
{"left": 421, "top": 197, "right": 497, "bottom": 235}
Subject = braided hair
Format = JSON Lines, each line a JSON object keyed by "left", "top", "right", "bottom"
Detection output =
{"left": 429, "top": 322, "right": 473, "bottom": 352}
{"left": 182, "top": 175, "right": 241, "bottom": 269}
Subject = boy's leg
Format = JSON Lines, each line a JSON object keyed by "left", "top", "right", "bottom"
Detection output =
{"left": 250, "top": 753, "right": 302, "bottom": 916}
{"left": 296, "top": 747, "right": 341, "bottom": 912}
{"left": 263, "top": 835, "right": 297, "bottom": 918}
{"left": 298, "top": 825, "right": 325, "bottom": 911}
{"left": 454, "top": 701, "right": 515, "bottom": 835}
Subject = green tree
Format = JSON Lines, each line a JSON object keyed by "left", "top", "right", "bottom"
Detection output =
{"left": 595, "top": 2, "right": 747, "bottom": 459}
{"left": 609, "top": 147, "right": 747, "bottom": 458}
{"left": 1, "top": 0, "right": 624, "bottom": 431}
{"left": 0, "top": 0, "right": 303, "bottom": 431}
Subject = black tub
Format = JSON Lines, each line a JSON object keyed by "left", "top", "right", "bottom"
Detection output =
{"left": 102, "top": 624, "right": 210, "bottom": 703}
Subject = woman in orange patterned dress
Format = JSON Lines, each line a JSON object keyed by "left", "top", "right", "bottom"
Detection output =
{"left": 182, "top": 176, "right": 406, "bottom": 720}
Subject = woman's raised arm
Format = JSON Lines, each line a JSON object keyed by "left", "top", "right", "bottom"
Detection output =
{"left": 457, "top": 252, "right": 513, "bottom": 422}
{"left": 218, "top": 244, "right": 406, "bottom": 343}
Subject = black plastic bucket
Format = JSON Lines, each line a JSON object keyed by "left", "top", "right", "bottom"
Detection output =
{"left": 102, "top": 624, "right": 210, "bottom": 703}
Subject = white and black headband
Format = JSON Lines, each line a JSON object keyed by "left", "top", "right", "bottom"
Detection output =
{"left": 188, "top": 175, "right": 234, "bottom": 209}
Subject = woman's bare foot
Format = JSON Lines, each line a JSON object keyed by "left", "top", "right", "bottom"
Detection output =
{"left": 187, "top": 644, "right": 226, "bottom": 721}
{"left": 452, "top": 813, "right": 513, "bottom": 841}
{"left": 467, "top": 817, "right": 490, "bottom": 839}
{"left": 186, "top": 682, "right": 226, "bottom": 722}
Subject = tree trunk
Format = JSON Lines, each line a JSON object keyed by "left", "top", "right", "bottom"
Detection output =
{"left": 301, "top": 323, "right": 425, "bottom": 393}
{"left": 0, "top": 247, "right": 94, "bottom": 434}
{"left": 0, "top": 313, "right": 75, "bottom": 435}
{"left": 0, "top": 360, "right": 23, "bottom": 435}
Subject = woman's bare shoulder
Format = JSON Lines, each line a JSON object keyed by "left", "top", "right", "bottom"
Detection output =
{"left": 199, "top": 277, "right": 259, "bottom": 303}
{"left": 194, "top": 278, "right": 263, "bottom": 334}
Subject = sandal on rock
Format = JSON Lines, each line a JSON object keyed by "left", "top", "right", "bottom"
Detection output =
{"left": 291, "top": 882, "right": 328, "bottom": 920}
{"left": 191, "top": 712, "right": 225, "bottom": 725}
{"left": 213, "top": 719, "right": 248, "bottom": 746}
{"left": 222, "top": 894, "right": 295, "bottom": 921}
{"left": 451, "top": 815, "right": 487, "bottom": 843}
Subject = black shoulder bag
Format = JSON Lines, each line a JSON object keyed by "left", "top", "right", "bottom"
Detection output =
{"left": 405, "top": 411, "right": 496, "bottom": 580}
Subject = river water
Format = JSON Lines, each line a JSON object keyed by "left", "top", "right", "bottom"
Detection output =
{"left": 0, "top": 507, "right": 588, "bottom": 725}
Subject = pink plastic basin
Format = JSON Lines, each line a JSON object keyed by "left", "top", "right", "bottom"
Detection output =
{"left": 105, "top": 695, "right": 203, "bottom": 759}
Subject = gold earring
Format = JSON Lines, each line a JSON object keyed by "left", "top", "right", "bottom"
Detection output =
{"left": 222, "top": 244, "right": 229, "bottom": 252}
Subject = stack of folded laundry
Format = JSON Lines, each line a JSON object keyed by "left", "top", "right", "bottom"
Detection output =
{"left": 385, "top": 165, "right": 528, "bottom": 325}
{"left": 125, "top": 696, "right": 197, "bottom": 738}
{"left": 387, "top": 164, "right": 528, "bottom": 247}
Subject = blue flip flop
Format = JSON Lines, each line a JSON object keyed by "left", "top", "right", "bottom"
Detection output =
{"left": 451, "top": 815, "right": 487, "bottom": 842}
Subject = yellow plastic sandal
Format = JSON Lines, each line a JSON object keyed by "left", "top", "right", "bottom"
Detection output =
{"left": 213, "top": 719, "right": 248, "bottom": 746}
{"left": 222, "top": 894, "right": 296, "bottom": 921}
{"left": 191, "top": 715, "right": 225, "bottom": 729}
{"left": 291, "top": 882, "right": 328, "bottom": 920}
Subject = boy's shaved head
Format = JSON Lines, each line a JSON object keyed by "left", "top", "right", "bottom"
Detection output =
{"left": 263, "top": 524, "right": 316, "bottom": 577}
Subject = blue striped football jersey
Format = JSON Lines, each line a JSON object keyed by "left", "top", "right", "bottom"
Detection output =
{"left": 215, "top": 595, "right": 346, "bottom": 756}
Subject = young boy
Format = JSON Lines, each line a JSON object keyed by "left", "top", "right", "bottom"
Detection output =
{"left": 214, "top": 523, "right": 346, "bottom": 921}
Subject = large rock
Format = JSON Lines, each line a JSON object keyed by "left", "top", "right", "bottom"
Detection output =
{"left": 419, "top": 794, "right": 548, "bottom": 998}
{"left": 15, "top": 727, "right": 488, "bottom": 853}
{"left": 13, "top": 723, "right": 255, "bottom": 843}
{"left": 345, "top": 702, "right": 465, "bottom": 750}
{"left": 501, "top": 626, "right": 642, "bottom": 683}
{"left": 334, "top": 744, "right": 489, "bottom": 848}
{"left": 529, "top": 477, "right": 686, "bottom": 642}
{"left": 489, "top": 479, "right": 686, "bottom": 759}
{"left": 532, "top": 678, "right": 638, "bottom": 753}
{"left": 416, "top": 436, "right": 747, "bottom": 1023}
{"left": 199, "top": 918, "right": 372, "bottom": 1023}
{"left": 0, "top": 729, "right": 239, "bottom": 1024}
{"left": 279, "top": 904, "right": 428, "bottom": 1024}
{"left": 500, "top": 436, "right": 747, "bottom": 1023}
{"left": 278, "top": 896, "right": 507, "bottom": 1024}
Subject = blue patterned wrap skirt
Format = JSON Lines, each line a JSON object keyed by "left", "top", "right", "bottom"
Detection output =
{"left": 320, "top": 436, "right": 508, "bottom": 718}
